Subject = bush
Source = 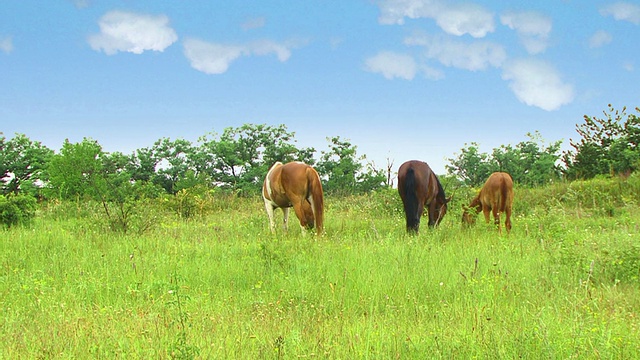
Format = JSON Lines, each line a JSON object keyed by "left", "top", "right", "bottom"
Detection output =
{"left": 0, "top": 194, "right": 37, "bottom": 227}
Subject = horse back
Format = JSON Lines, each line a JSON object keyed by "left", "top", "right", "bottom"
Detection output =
{"left": 479, "top": 172, "right": 513, "bottom": 211}
{"left": 398, "top": 160, "right": 440, "bottom": 202}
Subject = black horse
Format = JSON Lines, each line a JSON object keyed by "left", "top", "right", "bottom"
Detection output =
{"left": 397, "top": 160, "right": 450, "bottom": 233}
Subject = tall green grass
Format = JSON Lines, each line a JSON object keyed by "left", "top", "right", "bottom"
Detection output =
{"left": 1, "top": 176, "right": 640, "bottom": 358}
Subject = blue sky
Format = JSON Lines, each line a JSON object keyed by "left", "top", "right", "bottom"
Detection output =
{"left": 1, "top": 1, "right": 639, "bottom": 174}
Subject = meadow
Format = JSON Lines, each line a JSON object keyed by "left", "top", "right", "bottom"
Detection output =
{"left": 2, "top": 176, "right": 640, "bottom": 359}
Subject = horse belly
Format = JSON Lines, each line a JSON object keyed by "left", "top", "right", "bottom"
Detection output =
{"left": 268, "top": 193, "right": 292, "bottom": 208}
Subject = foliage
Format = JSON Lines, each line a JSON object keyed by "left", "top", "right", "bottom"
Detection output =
{"left": 2, "top": 176, "right": 640, "bottom": 358}
{"left": 315, "top": 136, "right": 385, "bottom": 194}
{"left": 164, "top": 185, "right": 218, "bottom": 220}
{"left": 0, "top": 133, "right": 53, "bottom": 196}
{"left": 198, "top": 124, "right": 315, "bottom": 194}
{"left": 45, "top": 138, "right": 105, "bottom": 200}
{"left": 563, "top": 105, "right": 640, "bottom": 179}
{"left": 445, "top": 142, "right": 493, "bottom": 187}
{"left": 0, "top": 193, "right": 37, "bottom": 227}
{"left": 447, "top": 132, "right": 563, "bottom": 186}
{"left": 149, "top": 138, "right": 197, "bottom": 195}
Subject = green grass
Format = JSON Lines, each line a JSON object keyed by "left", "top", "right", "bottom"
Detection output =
{"left": 1, "top": 180, "right": 640, "bottom": 359}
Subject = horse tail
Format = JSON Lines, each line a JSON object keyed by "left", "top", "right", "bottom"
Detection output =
{"left": 403, "top": 167, "right": 420, "bottom": 232}
{"left": 499, "top": 175, "right": 511, "bottom": 212}
{"left": 307, "top": 167, "right": 324, "bottom": 235}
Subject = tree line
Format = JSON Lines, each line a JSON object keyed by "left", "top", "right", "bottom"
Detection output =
{"left": 0, "top": 124, "right": 386, "bottom": 200}
{"left": 2, "top": 105, "right": 639, "bottom": 204}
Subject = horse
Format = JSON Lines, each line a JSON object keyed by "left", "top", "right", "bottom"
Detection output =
{"left": 462, "top": 172, "right": 514, "bottom": 234}
{"left": 262, "top": 161, "right": 324, "bottom": 235}
{"left": 397, "top": 160, "right": 450, "bottom": 233}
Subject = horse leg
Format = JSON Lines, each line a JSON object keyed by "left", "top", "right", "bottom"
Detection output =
{"left": 426, "top": 201, "right": 436, "bottom": 228}
{"left": 291, "top": 200, "right": 309, "bottom": 234}
{"left": 482, "top": 205, "right": 491, "bottom": 224}
{"left": 505, "top": 206, "right": 512, "bottom": 233}
{"left": 282, "top": 207, "right": 290, "bottom": 232}
{"left": 264, "top": 201, "right": 277, "bottom": 234}
{"left": 493, "top": 208, "right": 502, "bottom": 234}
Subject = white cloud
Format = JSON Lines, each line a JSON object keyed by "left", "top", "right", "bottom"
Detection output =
{"left": 623, "top": 61, "right": 634, "bottom": 72}
{"left": 405, "top": 33, "right": 506, "bottom": 71}
{"left": 377, "top": 0, "right": 495, "bottom": 38}
{"left": 436, "top": 3, "right": 495, "bottom": 38}
{"left": 183, "top": 38, "right": 294, "bottom": 75}
{"left": 242, "top": 17, "right": 266, "bottom": 31}
{"left": 0, "top": 36, "right": 13, "bottom": 54}
{"left": 601, "top": 2, "right": 640, "bottom": 25}
{"left": 364, "top": 51, "right": 418, "bottom": 80}
{"left": 501, "top": 11, "right": 552, "bottom": 54}
{"left": 70, "top": 0, "right": 90, "bottom": 8}
{"left": 502, "top": 59, "right": 574, "bottom": 111}
{"left": 589, "top": 30, "right": 613, "bottom": 48}
{"left": 183, "top": 40, "right": 244, "bottom": 74}
{"left": 88, "top": 11, "right": 178, "bottom": 55}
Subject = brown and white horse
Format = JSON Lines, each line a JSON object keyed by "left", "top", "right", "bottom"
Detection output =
{"left": 262, "top": 161, "right": 324, "bottom": 235}
{"left": 397, "top": 160, "right": 450, "bottom": 233}
{"left": 462, "top": 172, "right": 514, "bottom": 234}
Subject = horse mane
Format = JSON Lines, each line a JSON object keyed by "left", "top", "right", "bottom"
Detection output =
{"left": 434, "top": 172, "right": 447, "bottom": 202}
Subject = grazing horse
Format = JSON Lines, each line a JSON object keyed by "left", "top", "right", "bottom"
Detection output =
{"left": 397, "top": 160, "right": 450, "bottom": 233}
{"left": 462, "top": 172, "right": 514, "bottom": 234}
{"left": 262, "top": 161, "right": 324, "bottom": 235}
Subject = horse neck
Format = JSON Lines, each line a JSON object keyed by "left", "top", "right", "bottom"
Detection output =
{"left": 469, "top": 197, "right": 482, "bottom": 212}
{"left": 433, "top": 173, "right": 447, "bottom": 203}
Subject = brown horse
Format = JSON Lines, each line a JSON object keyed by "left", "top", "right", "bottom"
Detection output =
{"left": 397, "top": 160, "right": 450, "bottom": 233}
{"left": 462, "top": 172, "right": 514, "bottom": 233}
{"left": 262, "top": 161, "right": 324, "bottom": 235}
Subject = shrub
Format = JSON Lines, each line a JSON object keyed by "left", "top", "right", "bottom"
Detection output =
{"left": 0, "top": 194, "right": 37, "bottom": 227}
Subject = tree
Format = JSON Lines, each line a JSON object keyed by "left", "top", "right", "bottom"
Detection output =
{"left": 316, "top": 136, "right": 385, "bottom": 194}
{"left": 46, "top": 138, "right": 105, "bottom": 199}
{"left": 563, "top": 105, "right": 640, "bottom": 179}
{"left": 447, "top": 132, "right": 562, "bottom": 187}
{"left": 198, "top": 124, "right": 314, "bottom": 193}
{"left": 496, "top": 132, "right": 562, "bottom": 186}
{"left": 446, "top": 142, "right": 494, "bottom": 186}
{"left": 0, "top": 133, "right": 53, "bottom": 196}
{"left": 150, "top": 138, "right": 196, "bottom": 194}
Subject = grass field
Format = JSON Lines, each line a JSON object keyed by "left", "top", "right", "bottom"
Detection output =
{"left": 2, "top": 178, "right": 640, "bottom": 359}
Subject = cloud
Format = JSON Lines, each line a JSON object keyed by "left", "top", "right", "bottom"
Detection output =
{"left": 88, "top": 11, "right": 178, "bottom": 55}
{"left": 500, "top": 11, "right": 552, "bottom": 54}
{"left": 589, "top": 30, "right": 613, "bottom": 48}
{"left": 502, "top": 59, "right": 574, "bottom": 111}
{"left": 0, "top": 36, "right": 13, "bottom": 54}
{"left": 242, "top": 17, "right": 266, "bottom": 30}
{"left": 601, "top": 2, "right": 640, "bottom": 25}
{"left": 377, "top": 0, "right": 495, "bottom": 38}
{"left": 183, "top": 38, "right": 294, "bottom": 75}
{"left": 364, "top": 51, "right": 418, "bottom": 80}
{"left": 70, "top": 0, "right": 90, "bottom": 8}
{"left": 405, "top": 33, "right": 506, "bottom": 71}
{"left": 623, "top": 61, "right": 634, "bottom": 72}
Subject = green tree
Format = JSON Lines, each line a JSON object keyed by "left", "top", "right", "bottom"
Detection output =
{"left": 446, "top": 142, "right": 494, "bottom": 186}
{"left": 127, "top": 147, "right": 158, "bottom": 183}
{"left": 46, "top": 138, "right": 105, "bottom": 199}
{"left": 496, "top": 132, "right": 562, "bottom": 186}
{"left": 0, "top": 133, "right": 53, "bottom": 196}
{"left": 563, "top": 105, "right": 640, "bottom": 179}
{"left": 150, "top": 138, "right": 196, "bottom": 194}
{"left": 198, "top": 124, "right": 314, "bottom": 193}
{"left": 447, "top": 133, "right": 562, "bottom": 187}
{"left": 316, "top": 136, "right": 385, "bottom": 194}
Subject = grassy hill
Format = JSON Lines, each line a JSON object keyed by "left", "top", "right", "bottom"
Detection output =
{"left": 2, "top": 175, "right": 640, "bottom": 358}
